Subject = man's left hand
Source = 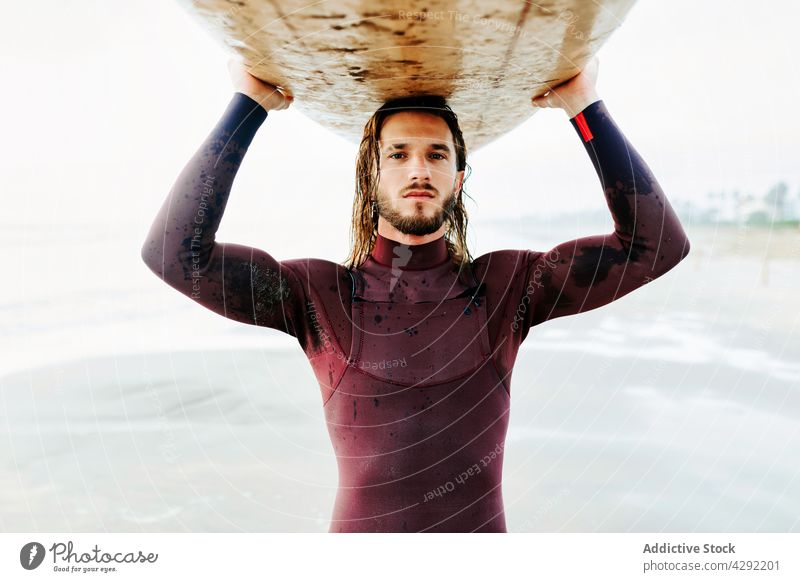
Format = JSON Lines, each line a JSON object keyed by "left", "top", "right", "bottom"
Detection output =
{"left": 531, "top": 56, "right": 600, "bottom": 118}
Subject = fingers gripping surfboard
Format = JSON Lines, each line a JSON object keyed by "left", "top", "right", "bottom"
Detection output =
{"left": 176, "top": 0, "right": 637, "bottom": 150}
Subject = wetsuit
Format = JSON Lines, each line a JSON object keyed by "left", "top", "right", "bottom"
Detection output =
{"left": 141, "top": 92, "right": 690, "bottom": 532}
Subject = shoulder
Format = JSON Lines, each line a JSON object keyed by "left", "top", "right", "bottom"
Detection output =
{"left": 281, "top": 257, "right": 351, "bottom": 282}
{"left": 471, "top": 249, "right": 545, "bottom": 278}
{"left": 280, "top": 257, "right": 353, "bottom": 306}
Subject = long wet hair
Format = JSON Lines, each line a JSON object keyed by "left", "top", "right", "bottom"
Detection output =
{"left": 344, "top": 95, "right": 473, "bottom": 269}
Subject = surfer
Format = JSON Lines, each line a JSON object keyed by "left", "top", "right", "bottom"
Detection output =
{"left": 141, "top": 55, "right": 690, "bottom": 532}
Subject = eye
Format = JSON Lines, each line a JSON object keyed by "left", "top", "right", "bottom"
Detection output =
{"left": 388, "top": 153, "right": 404, "bottom": 159}
{"left": 430, "top": 153, "right": 446, "bottom": 160}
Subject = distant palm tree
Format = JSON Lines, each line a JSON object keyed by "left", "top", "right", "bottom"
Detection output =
{"left": 764, "top": 181, "right": 789, "bottom": 221}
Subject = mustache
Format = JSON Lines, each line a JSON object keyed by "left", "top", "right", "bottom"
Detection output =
{"left": 403, "top": 184, "right": 437, "bottom": 195}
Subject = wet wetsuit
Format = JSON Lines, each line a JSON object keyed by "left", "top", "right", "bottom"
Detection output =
{"left": 141, "top": 92, "right": 690, "bottom": 532}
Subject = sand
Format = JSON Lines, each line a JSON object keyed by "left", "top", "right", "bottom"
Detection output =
{"left": 1, "top": 224, "right": 798, "bottom": 532}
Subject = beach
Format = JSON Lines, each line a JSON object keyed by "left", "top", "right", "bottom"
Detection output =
{"left": 1, "top": 223, "right": 798, "bottom": 532}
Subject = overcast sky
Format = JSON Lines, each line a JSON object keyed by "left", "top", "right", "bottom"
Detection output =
{"left": 2, "top": 0, "right": 798, "bottom": 250}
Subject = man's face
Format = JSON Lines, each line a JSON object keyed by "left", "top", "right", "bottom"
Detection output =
{"left": 376, "top": 111, "right": 465, "bottom": 236}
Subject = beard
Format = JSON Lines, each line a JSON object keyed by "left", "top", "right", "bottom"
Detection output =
{"left": 376, "top": 187, "right": 458, "bottom": 236}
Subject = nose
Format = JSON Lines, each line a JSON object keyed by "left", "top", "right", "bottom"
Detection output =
{"left": 407, "top": 153, "right": 432, "bottom": 182}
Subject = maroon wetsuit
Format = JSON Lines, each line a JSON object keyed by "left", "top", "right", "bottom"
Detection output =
{"left": 141, "top": 92, "right": 690, "bottom": 532}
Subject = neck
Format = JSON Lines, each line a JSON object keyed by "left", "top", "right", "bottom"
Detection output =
{"left": 370, "top": 231, "right": 450, "bottom": 270}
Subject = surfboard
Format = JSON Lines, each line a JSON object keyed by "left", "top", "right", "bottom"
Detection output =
{"left": 176, "top": 0, "right": 637, "bottom": 150}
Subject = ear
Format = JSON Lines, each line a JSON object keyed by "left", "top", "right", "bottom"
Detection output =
{"left": 454, "top": 170, "right": 465, "bottom": 195}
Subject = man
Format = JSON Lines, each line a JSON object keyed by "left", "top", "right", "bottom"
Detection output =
{"left": 141, "top": 56, "right": 690, "bottom": 532}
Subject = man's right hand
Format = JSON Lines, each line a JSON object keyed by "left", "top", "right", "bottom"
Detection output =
{"left": 227, "top": 58, "right": 294, "bottom": 111}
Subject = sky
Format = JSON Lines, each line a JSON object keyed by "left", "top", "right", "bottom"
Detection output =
{"left": 1, "top": 0, "right": 799, "bottom": 255}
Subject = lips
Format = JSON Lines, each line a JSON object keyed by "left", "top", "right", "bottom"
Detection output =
{"left": 404, "top": 190, "right": 434, "bottom": 198}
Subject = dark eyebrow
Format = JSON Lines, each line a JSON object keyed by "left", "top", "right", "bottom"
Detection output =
{"left": 384, "top": 142, "right": 452, "bottom": 154}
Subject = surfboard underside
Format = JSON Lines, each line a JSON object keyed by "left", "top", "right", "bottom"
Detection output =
{"left": 177, "top": 0, "right": 636, "bottom": 149}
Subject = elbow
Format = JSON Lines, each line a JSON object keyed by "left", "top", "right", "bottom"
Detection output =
{"left": 141, "top": 237, "right": 209, "bottom": 281}
{"left": 680, "top": 236, "right": 691, "bottom": 260}
{"left": 672, "top": 229, "right": 691, "bottom": 263}
{"left": 140, "top": 241, "right": 160, "bottom": 275}
{"left": 140, "top": 237, "right": 169, "bottom": 277}
{"left": 656, "top": 234, "right": 691, "bottom": 275}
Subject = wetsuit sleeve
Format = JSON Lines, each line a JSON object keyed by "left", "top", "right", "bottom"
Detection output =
{"left": 519, "top": 99, "right": 691, "bottom": 332}
{"left": 140, "top": 92, "right": 308, "bottom": 341}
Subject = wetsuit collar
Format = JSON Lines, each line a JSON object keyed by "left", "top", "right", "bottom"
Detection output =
{"left": 370, "top": 232, "right": 450, "bottom": 270}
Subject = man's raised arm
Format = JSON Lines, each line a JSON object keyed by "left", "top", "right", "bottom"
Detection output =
{"left": 519, "top": 57, "right": 691, "bottom": 331}
{"left": 139, "top": 62, "right": 307, "bottom": 335}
